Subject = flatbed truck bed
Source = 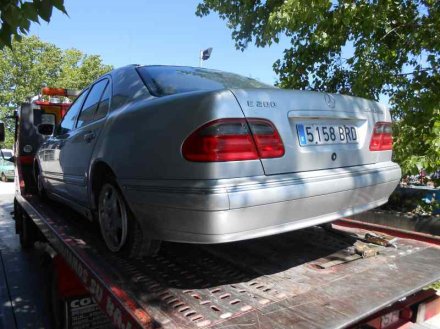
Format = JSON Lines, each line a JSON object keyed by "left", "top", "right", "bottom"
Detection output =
{"left": 13, "top": 193, "right": 440, "bottom": 329}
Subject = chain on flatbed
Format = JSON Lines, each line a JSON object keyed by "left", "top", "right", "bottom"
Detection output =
{"left": 16, "top": 194, "right": 440, "bottom": 329}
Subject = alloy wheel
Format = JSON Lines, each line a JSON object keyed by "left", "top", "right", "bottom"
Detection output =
{"left": 98, "top": 183, "right": 128, "bottom": 252}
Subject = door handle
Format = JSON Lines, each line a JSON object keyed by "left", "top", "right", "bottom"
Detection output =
{"left": 83, "top": 132, "right": 96, "bottom": 143}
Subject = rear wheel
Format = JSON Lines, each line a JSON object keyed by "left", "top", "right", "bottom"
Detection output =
{"left": 98, "top": 179, "right": 160, "bottom": 258}
{"left": 98, "top": 183, "right": 128, "bottom": 252}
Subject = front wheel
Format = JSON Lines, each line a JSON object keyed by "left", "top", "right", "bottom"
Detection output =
{"left": 98, "top": 181, "right": 160, "bottom": 257}
{"left": 36, "top": 168, "right": 47, "bottom": 200}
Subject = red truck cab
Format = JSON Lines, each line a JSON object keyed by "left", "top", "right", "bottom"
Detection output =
{"left": 14, "top": 87, "right": 78, "bottom": 194}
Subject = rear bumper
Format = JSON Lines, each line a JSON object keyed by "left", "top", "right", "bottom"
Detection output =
{"left": 122, "top": 162, "right": 401, "bottom": 243}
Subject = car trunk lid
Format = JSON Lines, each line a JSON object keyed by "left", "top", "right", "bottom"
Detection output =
{"left": 230, "top": 89, "right": 392, "bottom": 175}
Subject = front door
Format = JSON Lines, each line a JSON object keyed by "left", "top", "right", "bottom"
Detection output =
{"left": 40, "top": 89, "right": 89, "bottom": 197}
{"left": 59, "top": 78, "right": 111, "bottom": 206}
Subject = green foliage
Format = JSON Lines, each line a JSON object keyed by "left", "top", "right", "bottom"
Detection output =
{"left": 414, "top": 196, "right": 439, "bottom": 216}
{"left": 196, "top": 0, "right": 440, "bottom": 174}
{"left": 429, "top": 281, "right": 440, "bottom": 292}
{"left": 0, "top": 0, "right": 68, "bottom": 48}
{"left": 0, "top": 36, "right": 113, "bottom": 148}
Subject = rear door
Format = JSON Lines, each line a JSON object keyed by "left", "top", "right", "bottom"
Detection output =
{"left": 61, "top": 78, "right": 111, "bottom": 206}
{"left": 231, "top": 89, "right": 390, "bottom": 175}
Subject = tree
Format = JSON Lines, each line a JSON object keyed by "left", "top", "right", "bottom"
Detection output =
{"left": 0, "top": 0, "right": 67, "bottom": 48}
{"left": 196, "top": 0, "right": 440, "bottom": 174}
{"left": 0, "top": 36, "right": 113, "bottom": 147}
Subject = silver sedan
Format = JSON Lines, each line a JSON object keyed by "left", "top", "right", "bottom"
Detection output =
{"left": 35, "top": 65, "right": 401, "bottom": 257}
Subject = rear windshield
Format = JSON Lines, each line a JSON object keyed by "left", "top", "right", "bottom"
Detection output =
{"left": 137, "top": 66, "right": 273, "bottom": 97}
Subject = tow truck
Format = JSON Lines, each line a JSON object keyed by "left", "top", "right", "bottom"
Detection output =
{"left": 1, "top": 88, "right": 440, "bottom": 329}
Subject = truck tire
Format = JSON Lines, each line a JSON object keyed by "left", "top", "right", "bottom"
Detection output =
{"left": 19, "top": 214, "right": 38, "bottom": 249}
{"left": 43, "top": 257, "right": 64, "bottom": 329}
{"left": 97, "top": 178, "right": 161, "bottom": 258}
{"left": 14, "top": 199, "right": 23, "bottom": 235}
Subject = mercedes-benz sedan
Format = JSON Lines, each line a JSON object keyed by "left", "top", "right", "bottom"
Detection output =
{"left": 36, "top": 65, "right": 401, "bottom": 257}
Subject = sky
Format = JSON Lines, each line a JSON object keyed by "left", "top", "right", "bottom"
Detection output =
{"left": 29, "top": 0, "right": 291, "bottom": 85}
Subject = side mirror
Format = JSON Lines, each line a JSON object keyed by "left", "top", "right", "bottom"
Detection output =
{"left": 6, "top": 156, "right": 15, "bottom": 163}
{"left": 0, "top": 122, "right": 4, "bottom": 142}
{"left": 37, "top": 123, "right": 54, "bottom": 136}
{"left": 0, "top": 149, "right": 14, "bottom": 163}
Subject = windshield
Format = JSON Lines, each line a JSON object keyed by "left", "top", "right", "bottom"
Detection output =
{"left": 137, "top": 66, "right": 273, "bottom": 97}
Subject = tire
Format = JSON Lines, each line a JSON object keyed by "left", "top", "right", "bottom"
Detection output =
{"left": 36, "top": 168, "right": 47, "bottom": 200}
{"left": 1, "top": 173, "right": 6, "bottom": 182}
{"left": 43, "top": 257, "right": 64, "bottom": 329}
{"left": 19, "top": 214, "right": 38, "bottom": 249}
{"left": 97, "top": 178, "right": 161, "bottom": 258}
{"left": 14, "top": 200, "right": 23, "bottom": 235}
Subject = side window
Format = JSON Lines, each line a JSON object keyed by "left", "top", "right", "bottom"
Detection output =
{"left": 58, "top": 90, "right": 88, "bottom": 135}
{"left": 76, "top": 79, "right": 108, "bottom": 129}
{"left": 94, "top": 82, "right": 111, "bottom": 121}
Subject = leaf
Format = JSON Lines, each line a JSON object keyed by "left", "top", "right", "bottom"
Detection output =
{"left": 35, "top": 0, "right": 54, "bottom": 22}
{"left": 0, "top": 0, "right": 68, "bottom": 48}
{"left": 50, "top": 0, "right": 68, "bottom": 15}
{"left": 0, "top": 25, "right": 13, "bottom": 49}
{"left": 3, "top": 5, "right": 22, "bottom": 27}
{"left": 19, "top": 19, "right": 31, "bottom": 34}
{"left": 21, "top": 2, "right": 40, "bottom": 23}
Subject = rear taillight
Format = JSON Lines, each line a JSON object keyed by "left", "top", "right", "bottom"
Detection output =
{"left": 369, "top": 122, "right": 393, "bottom": 151}
{"left": 248, "top": 119, "right": 285, "bottom": 158}
{"left": 182, "top": 118, "right": 284, "bottom": 162}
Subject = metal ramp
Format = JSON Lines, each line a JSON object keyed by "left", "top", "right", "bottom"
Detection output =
{"left": 17, "top": 194, "right": 440, "bottom": 329}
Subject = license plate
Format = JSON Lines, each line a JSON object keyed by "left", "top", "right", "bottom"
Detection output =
{"left": 296, "top": 123, "right": 358, "bottom": 146}
{"left": 381, "top": 310, "right": 400, "bottom": 328}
